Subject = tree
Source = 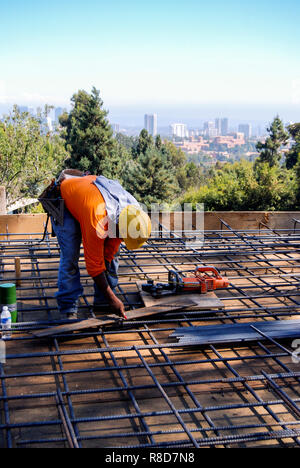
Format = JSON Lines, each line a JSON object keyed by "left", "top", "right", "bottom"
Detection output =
{"left": 295, "top": 156, "right": 300, "bottom": 208}
{"left": 59, "top": 87, "right": 115, "bottom": 173}
{"left": 160, "top": 140, "right": 197, "bottom": 190}
{"left": 115, "top": 133, "right": 137, "bottom": 153}
{"left": 134, "top": 129, "right": 154, "bottom": 157}
{"left": 252, "top": 162, "right": 296, "bottom": 210}
{"left": 185, "top": 162, "right": 203, "bottom": 187}
{"left": 123, "top": 146, "right": 180, "bottom": 207}
{"left": 99, "top": 141, "right": 131, "bottom": 183}
{"left": 256, "top": 116, "right": 289, "bottom": 167}
{"left": 161, "top": 140, "right": 186, "bottom": 168}
{"left": 286, "top": 123, "right": 300, "bottom": 169}
{"left": 155, "top": 135, "right": 162, "bottom": 150}
{"left": 0, "top": 106, "right": 68, "bottom": 208}
{"left": 180, "top": 160, "right": 296, "bottom": 211}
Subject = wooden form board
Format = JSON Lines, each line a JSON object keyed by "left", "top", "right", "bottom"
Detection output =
{"left": 31, "top": 299, "right": 199, "bottom": 338}
{"left": 137, "top": 281, "right": 224, "bottom": 311}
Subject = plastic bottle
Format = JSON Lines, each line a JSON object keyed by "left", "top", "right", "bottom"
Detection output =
{"left": 0, "top": 283, "right": 17, "bottom": 323}
{"left": 1, "top": 306, "right": 11, "bottom": 339}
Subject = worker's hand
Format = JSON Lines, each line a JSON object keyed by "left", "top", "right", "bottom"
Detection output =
{"left": 109, "top": 296, "right": 127, "bottom": 320}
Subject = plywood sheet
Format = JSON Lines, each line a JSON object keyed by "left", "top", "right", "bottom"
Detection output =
{"left": 137, "top": 281, "right": 224, "bottom": 310}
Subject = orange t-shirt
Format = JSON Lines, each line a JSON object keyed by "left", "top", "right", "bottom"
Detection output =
{"left": 60, "top": 175, "right": 121, "bottom": 278}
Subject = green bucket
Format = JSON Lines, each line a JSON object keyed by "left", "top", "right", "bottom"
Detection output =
{"left": 0, "top": 283, "right": 17, "bottom": 323}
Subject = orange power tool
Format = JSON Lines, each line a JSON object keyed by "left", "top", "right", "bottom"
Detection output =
{"left": 142, "top": 266, "right": 229, "bottom": 298}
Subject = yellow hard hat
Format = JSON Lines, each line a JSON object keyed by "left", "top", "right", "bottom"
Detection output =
{"left": 119, "top": 205, "right": 151, "bottom": 250}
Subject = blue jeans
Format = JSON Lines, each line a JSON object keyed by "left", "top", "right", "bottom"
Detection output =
{"left": 51, "top": 208, "right": 119, "bottom": 313}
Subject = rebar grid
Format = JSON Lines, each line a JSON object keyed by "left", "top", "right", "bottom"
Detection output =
{"left": 0, "top": 221, "right": 299, "bottom": 448}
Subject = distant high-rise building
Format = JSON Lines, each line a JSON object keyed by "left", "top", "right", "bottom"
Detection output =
{"left": 204, "top": 121, "right": 218, "bottom": 138}
{"left": 215, "top": 118, "right": 221, "bottom": 135}
{"left": 55, "top": 107, "right": 65, "bottom": 123}
{"left": 144, "top": 113, "right": 157, "bottom": 136}
{"left": 170, "top": 123, "right": 188, "bottom": 138}
{"left": 221, "top": 118, "right": 229, "bottom": 136}
{"left": 238, "top": 123, "right": 252, "bottom": 139}
{"left": 213, "top": 118, "right": 229, "bottom": 136}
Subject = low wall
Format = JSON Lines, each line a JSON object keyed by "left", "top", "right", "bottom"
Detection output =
{"left": 200, "top": 211, "right": 300, "bottom": 231}
{"left": 0, "top": 212, "right": 299, "bottom": 239}
{"left": 0, "top": 214, "right": 48, "bottom": 239}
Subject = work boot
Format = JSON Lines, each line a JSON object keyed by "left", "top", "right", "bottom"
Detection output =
{"left": 60, "top": 302, "right": 79, "bottom": 321}
{"left": 66, "top": 311, "right": 78, "bottom": 321}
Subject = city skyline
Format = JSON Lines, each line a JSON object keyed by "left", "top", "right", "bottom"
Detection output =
{"left": 0, "top": 101, "right": 298, "bottom": 132}
{"left": 0, "top": 0, "right": 299, "bottom": 124}
{"left": 6, "top": 104, "right": 270, "bottom": 138}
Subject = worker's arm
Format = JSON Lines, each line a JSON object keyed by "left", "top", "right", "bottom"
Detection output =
{"left": 93, "top": 272, "right": 127, "bottom": 319}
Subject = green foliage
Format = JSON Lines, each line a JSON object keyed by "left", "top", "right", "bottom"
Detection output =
{"left": 134, "top": 129, "right": 154, "bottom": 156}
{"left": 115, "top": 133, "right": 138, "bottom": 152}
{"left": 100, "top": 141, "right": 132, "bottom": 182}
{"left": 0, "top": 105, "right": 68, "bottom": 207}
{"left": 159, "top": 140, "right": 202, "bottom": 190}
{"left": 286, "top": 123, "right": 300, "bottom": 169}
{"left": 155, "top": 135, "right": 162, "bottom": 150}
{"left": 180, "top": 159, "right": 297, "bottom": 211}
{"left": 123, "top": 136, "right": 180, "bottom": 207}
{"left": 252, "top": 162, "right": 296, "bottom": 210}
{"left": 175, "top": 162, "right": 203, "bottom": 191}
{"left": 162, "top": 140, "right": 186, "bottom": 168}
{"left": 118, "top": 131, "right": 204, "bottom": 206}
{"left": 295, "top": 155, "right": 300, "bottom": 209}
{"left": 256, "top": 115, "right": 289, "bottom": 167}
{"left": 59, "top": 87, "right": 115, "bottom": 173}
{"left": 26, "top": 202, "right": 45, "bottom": 214}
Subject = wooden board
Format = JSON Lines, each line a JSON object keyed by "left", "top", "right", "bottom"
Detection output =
{"left": 137, "top": 281, "right": 224, "bottom": 310}
{"left": 31, "top": 299, "right": 198, "bottom": 338}
{"left": 31, "top": 317, "right": 120, "bottom": 338}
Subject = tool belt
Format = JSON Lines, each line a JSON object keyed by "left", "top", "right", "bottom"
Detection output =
{"left": 38, "top": 180, "right": 65, "bottom": 227}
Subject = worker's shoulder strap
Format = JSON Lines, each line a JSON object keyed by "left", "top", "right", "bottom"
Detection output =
{"left": 38, "top": 181, "right": 64, "bottom": 226}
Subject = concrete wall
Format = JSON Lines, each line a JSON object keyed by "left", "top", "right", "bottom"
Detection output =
{"left": 0, "top": 211, "right": 299, "bottom": 239}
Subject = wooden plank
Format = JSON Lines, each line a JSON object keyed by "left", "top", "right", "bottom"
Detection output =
{"left": 31, "top": 299, "right": 198, "bottom": 338}
{"left": 125, "top": 298, "right": 198, "bottom": 320}
{"left": 31, "top": 317, "right": 120, "bottom": 338}
{"left": 15, "top": 257, "right": 21, "bottom": 287}
{"left": 137, "top": 281, "right": 224, "bottom": 310}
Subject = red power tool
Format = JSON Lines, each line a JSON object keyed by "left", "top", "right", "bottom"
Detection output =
{"left": 142, "top": 266, "right": 229, "bottom": 298}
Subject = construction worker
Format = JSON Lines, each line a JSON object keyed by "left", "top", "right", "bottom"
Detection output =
{"left": 50, "top": 169, "right": 151, "bottom": 320}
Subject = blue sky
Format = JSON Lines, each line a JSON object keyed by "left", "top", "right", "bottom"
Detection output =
{"left": 0, "top": 0, "right": 299, "bottom": 124}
